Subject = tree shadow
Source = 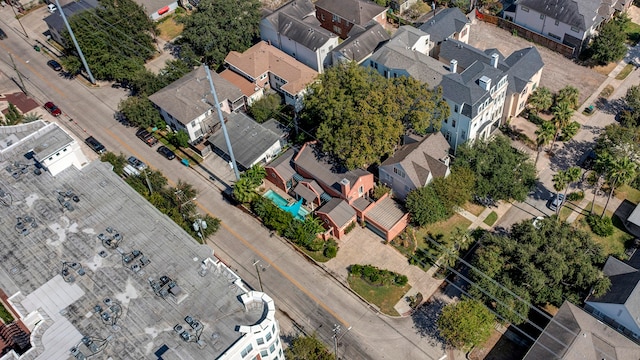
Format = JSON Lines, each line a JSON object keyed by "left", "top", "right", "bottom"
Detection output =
{"left": 548, "top": 139, "right": 594, "bottom": 173}
{"left": 410, "top": 297, "right": 447, "bottom": 349}
{"left": 595, "top": 97, "right": 626, "bottom": 116}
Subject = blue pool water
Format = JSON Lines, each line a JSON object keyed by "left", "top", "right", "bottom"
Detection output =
{"left": 263, "top": 189, "right": 309, "bottom": 221}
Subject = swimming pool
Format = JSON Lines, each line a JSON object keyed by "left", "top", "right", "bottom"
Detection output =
{"left": 263, "top": 189, "right": 309, "bottom": 221}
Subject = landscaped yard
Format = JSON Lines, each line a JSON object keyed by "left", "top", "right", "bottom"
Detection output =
{"left": 415, "top": 213, "right": 472, "bottom": 246}
{"left": 0, "top": 302, "right": 14, "bottom": 324}
{"left": 616, "top": 63, "right": 635, "bottom": 80}
{"left": 625, "top": 19, "right": 640, "bottom": 45}
{"left": 615, "top": 184, "right": 640, "bottom": 204}
{"left": 483, "top": 211, "right": 498, "bottom": 226}
{"left": 157, "top": 14, "right": 184, "bottom": 41}
{"left": 347, "top": 275, "right": 410, "bottom": 316}
{"left": 462, "top": 201, "right": 485, "bottom": 216}
{"left": 573, "top": 202, "right": 633, "bottom": 257}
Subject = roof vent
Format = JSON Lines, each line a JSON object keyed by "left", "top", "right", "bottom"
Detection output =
{"left": 450, "top": 59, "right": 457, "bottom": 73}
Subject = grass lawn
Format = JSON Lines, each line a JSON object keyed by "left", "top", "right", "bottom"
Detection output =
{"left": 0, "top": 302, "right": 14, "bottom": 324}
{"left": 615, "top": 184, "right": 640, "bottom": 204}
{"left": 625, "top": 20, "right": 640, "bottom": 45}
{"left": 347, "top": 275, "right": 410, "bottom": 316}
{"left": 415, "top": 213, "right": 472, "bottom": 246}
{"left": 301, "top": 248, "right": 331, "bottom": 263}
{"left": 599, "top": 85, "right": 614, "bottom": 99}
{"left": 616, "top": 63, "right": 635, "bottom": 80}
{"left": 483, "top": 211, "right": 498, "bottom": 226}
{"left": 574, "top": 202, "right": 633, "bottom": 257}
{"left": 462, "top": 201, "right": 485, "bottom": 216}
{"left": 157, "top": 15, "right": 184, "bottom": 41}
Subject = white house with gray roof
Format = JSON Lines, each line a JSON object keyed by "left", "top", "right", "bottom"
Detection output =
{"left": 503, "top": 0, "right": 623, "bottom": 56}
{"left": 364, "top": 26, "right": 449, "bottom": 87}
{"left": 330, "top": 21, "right": 390, "bottom": 65}
{"left": 260, "top": 0, "right": 339, "bottom": 73}
{"left": 584, "top": 256, "right": 640, "bottom": 342}
{"left": 207, "top": 112, "right": 284, "bottom": 171}
{"left": 148, "top": 66, "right": 245, "bottom": 143}
{"left": 418, "top": 7, "right": 471, "bottom": 58}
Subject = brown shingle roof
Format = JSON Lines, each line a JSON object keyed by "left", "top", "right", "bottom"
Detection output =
{"left": 315, "top": 0, "right": 387, "bottom": 26}
{"left": 0, "top": 93, "right": 39, "bottom": 114}
{"left": 219, "top": 69, "right": 260, "bottom": 98}
{"left": 224, "top": 42, "right": 318, "bottom": 95}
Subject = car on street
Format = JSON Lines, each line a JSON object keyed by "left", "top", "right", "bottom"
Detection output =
{"left": 44, "top": 101, "right": 62, "bottom": 116}
{"left": 136, "top": 128, "right": 158, "bottom": 146}
{"left": 0, "top": 28, "right": 7, "bottom": 40}
{"left": 85, "top": 136, "right": 106, "bottom": 154}
{"left": 548, "top": 193, "right": 565, "bottom": 212}
{"left": 127, "top": 155, "right": 147, "bottom": 170}
{"left": 157, "top": 146, "right": 175, "bottom": 160}
{"left": 47, "top": 60, "right": 62, "bottom": 72}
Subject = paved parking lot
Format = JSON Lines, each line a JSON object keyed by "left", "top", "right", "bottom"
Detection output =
{"left": 468, "top": 19, "right": 606, "bottom": 107}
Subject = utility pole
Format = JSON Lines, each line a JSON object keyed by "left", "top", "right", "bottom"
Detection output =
{"left": 332, "top": 324, "right": 341, "bottom": 360}
{"left": 204, "top": 65, "right": 240, "bottom": 180}
{"left": 55, "top": 0, "right": 95, "bottom": 84}
{"left": 252, "top": 260, "right": 263, "bottom": 292}
{"left": 9, "top": 1, "right": 28, "bottom": 38}
{"left": 8, "top": 53, "right": 26, "bottom": 96}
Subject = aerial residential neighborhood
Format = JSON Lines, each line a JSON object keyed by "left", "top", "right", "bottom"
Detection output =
{"left": 2, "top": 0, "right": 640, "bottom": 359}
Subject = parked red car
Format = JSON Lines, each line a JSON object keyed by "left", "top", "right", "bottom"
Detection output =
{"left": 44, "top": 101, "right": 62, "bottom": 116}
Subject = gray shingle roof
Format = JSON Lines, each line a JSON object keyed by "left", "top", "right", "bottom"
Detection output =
{"left": 332, "top": 22, "right": 390, "bottom": 63}
{"left": 518, "top": 0, "right": 604, "bottom": 32}
{"left": 315, "top": 0, "right": 387, "bottom": 26}
{"left": 317, "top": 198, "right": 356, "bottom": 228}
{"left": 364, "top": 196, "right": 406, "bottom": 230}
{"left": 586, "top": 257, "right": 640, "bottom": 324}
{"left": 263, "top": 0, "right": 336, "bottom": 51}
{"left": 418, "top": 7, "right": 469, "bottom": 44}
{"left": 524, "top": 301, "right": 640, "bottom": 360}
{"left": 439, "top": 39, "right": 503, "bottom": 71}
{"left": 504, "top": 47, "right": 544, "bottom": 93}
{"left": 440, "top": 61, "right": 503, "bottom": 118}
{"left": 148, "top": 66, "right": 243, "bottom": 125}
{"left": 266, "top": 148, "right": 296, "bottom": 181}
{"left": 207, "top": 112, "right": 281, "bottom": 169}
{"left": 293, "top": 142, "right": 371, "bottom": 193}
{"left": 381, "top": 132, "right": 450, "bottom": 186}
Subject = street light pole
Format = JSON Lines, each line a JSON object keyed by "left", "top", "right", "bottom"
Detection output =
{"left": 252, "top": 260, "right": 264, "bottom": 292}
{"left": 8, "top": 1, "right": 28, "bottom": 38}
{"left": 332, "top": 324, "right": 352, "bottom": 360}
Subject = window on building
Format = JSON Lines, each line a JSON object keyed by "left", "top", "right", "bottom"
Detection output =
{"left": 445, "top": 131, "right": 451, "bottom": 141}
{"left": 521, "top": 6, "right": 529, "bottom": 12}
{"left": 548, "top": 33, "right": 561, "bottom": 41}
{"left": 452, "top": 119, "right": 456, "bottom": 128}
{"left": 332, "top": 14, "right": 339, "bottom": 22}
{"left": 460, "top": 28, "right": 467, "bottom": 37}
{"left": 321, "top": 13, "right": 325, "bottom": 21}
{"left": 461, "top": 131, "right": 466, "bottom": 140}
{"left": 570, "top": 26, "right": 579, "bottom": 32}
{"left": 270, "top": 344, "right": 276, "bottom": 353}
{"left": 241, "top": 344, "right": 253, "bottom": 358}
{"left": 404, "top": 185, "right": 410, "bottom": 192}
{"left": 261, "top": 350, "right": 268, "bottom": 357}
{"left": 257, "top": 337, "right": 264, "bottom": 345}
{"left": 454, "top": 104, "right": 459, "bottom": 113}
{"left": 359, "top": 186, "right": 364, "bottom": 195}
{"left": 333, "top": 25, "right": 341, "bottom": 34}
{"left": 540, "top": 14, "right": 545, "bottom": 20}
{"left": 266, "top": 332, "right": 272, "bottom": 341}
{"left": 393, "top": 167, "right": 405, "bottom": 178}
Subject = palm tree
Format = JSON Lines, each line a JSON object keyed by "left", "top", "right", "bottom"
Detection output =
{"left": 560, "top": 167, "right": 582, "bottom": 214}
{"left": 556, "top": 86, "right": 580, "bottom": 110}
{"left": 535, "top": 121, "right": 555, "bottom": 167}
{"left": 528, "top": 87, "right": 553, "bottom": 114}
{"left": 552, "top": 170, "right": 569, "bottom": 216}
{"left": 602, "top": 157, "right": 637, "bottom": 218}
{"left": 23, "top": 112, "right": 43, "bottom": 123}
{"left": 551, "top": 101, "right": 574, "bottom": 148}
{"left": 561, "top": 121, "right": 581, "bottom": 141}
{"left": 589, "top": 153, "right": 612, "bottom": 215}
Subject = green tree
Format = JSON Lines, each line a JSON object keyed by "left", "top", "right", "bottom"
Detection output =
{"left": 118, "top": 96, "right": 164, "bottom": 128}
{"left": 177, "top": 0, "right": 261, "bottom": 66}
{"left": 552, "top": 170, "right": 569, "bottom": 215}
{"left": 555, "top": 85, "right": 580, "bottom": 110}
{"left": 534, "top": 120, "right": 555, "bottom": 167}
{"left": 406, "top": 185, "right": 449, "bottom": 226}
{"left": 551, "top": 100, "right": 574, "bottom": 147}
{"left": 249, "top": 93, "right": 282, "bottom": 123}
{"left": 621, "top": 85, "right": 640, "bottom": 127}
{"left": 63, "top": 0, "right": 156, "bottom": 80}
{"left": 284, "top": 333, "right": 335, "bottom": 360}
{"left": 527, "top": 87, "right": 553, "bottom": 114}
{"left": 233, "top": 177, "right": 258, "bottom": 204}
{"left": 559, "top": 167, "right": 582, "bottom": 214}
{"left": 590, "top": 14, "right": 629, "bottom": 65}
{"left": 3, "top": 103, "right": 22, "bottom": 125}
{"left": 454, "top": 135, "right": 536, "bottom": 201}
{"left": 470, "top": 220, "right": 610, "bottom": 324}
{"left": 433, "top": 166, "right": 476, "bottom": 211}
{"left": 437, "top": 299, "right": 495, "bottom": 352}
{"left": 302, "top": 62, "right": 448, "bottom": 169}
{"left": 100, "top": 152, "right": 127, "bottom": 175}
{"left": 595, "top": 124, "right": 640, "bottom": 163}
{"left": 603, "top": 157, "right": 637, "bottom": 217}
{"left": 23, "top": 112, "right": 42, "bottom": 123}
{"left": 168, "top": 130, "right": 190, "bottom": 148}
{"left": 560, "top": 121, "right": 580, "bottom": 141}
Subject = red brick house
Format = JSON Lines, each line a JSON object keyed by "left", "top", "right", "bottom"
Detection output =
{"left": 315, "top": 0, "right": 387, "bottom": 39}
{"left": 316, "top": 198, "right": 356, "bottom": 239}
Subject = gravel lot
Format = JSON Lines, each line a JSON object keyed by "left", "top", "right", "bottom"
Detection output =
{"left": 468, "top": 20, "right": 607, "bottom": 106}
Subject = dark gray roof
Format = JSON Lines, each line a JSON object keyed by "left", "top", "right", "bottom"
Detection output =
{"left": 381, "top": 132, "right": 450, "bottom": 186}
{"left": 263, "top": 0, "right": 335, "bottom": 51}
{"left": 368, "top": 26, "right": 449, "bottom": 87}
{"left": 266, "top": 148, "right": 296, "bottom": 181}
{"left": 294, "top": 183, "right": 319, "bottom": 203}
{"left": 332, "top": 22, "right": 390, "bottom": 63}
{"left": 587, "top": 257, "right": 640, "bottom": 308}
{"left": 43, "top": 0, "right": 99, "bottom": 34}
{"left": 148, "top": 66, "right": 243, "bottom": 125}
{"left": 518, "top": 0, "right": 604, "bottom": 32}
{"left": 207, "top": 112, "right": 281, "bottom": 169}
{"left": 440, "top": 61, "right": 504, "bottom": 118}
{"left": 504, "top": 47, "right": 544, "bottom": 93}
{"left": 418, "top": 7, "right": 469, "bottom": 44}
{"left": 317, "top": 198, "right": 356, "bottom": 228}
{"left": 524, "top": 301, "right": 640, "bottom": 359}
{"left": 439, "top": 39, "right": 503, "bottom": 71}
{"left": 262, "top": 119, "right": 288, "bottom": 138}
{"left": 315, "top": 0, "right": 387, "bottom": 26}
{"left": 293, "top": 142, "right": 371, "bottom": 193}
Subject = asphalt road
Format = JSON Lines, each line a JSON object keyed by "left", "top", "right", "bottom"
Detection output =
{"left": 0, "top": 6, "right": 453, "bottom": 360}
